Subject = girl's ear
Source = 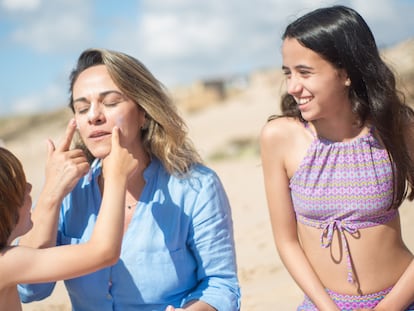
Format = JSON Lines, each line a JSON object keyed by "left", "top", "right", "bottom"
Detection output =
{"left": 339, "top": 69, "right": 351, "bottom": 87}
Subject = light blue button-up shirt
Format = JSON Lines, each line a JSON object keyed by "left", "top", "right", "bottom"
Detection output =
{"left": 19, "top": 158, "right": 240, "bottom": 310}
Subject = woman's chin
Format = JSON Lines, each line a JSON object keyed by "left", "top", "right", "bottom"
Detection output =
{"left": 89, "top": 148, "right": 111, "bottom": 160}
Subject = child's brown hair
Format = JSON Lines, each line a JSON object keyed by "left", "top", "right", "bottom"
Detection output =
{"left": 0, "top": 147, "right": 27, "bottom": 249}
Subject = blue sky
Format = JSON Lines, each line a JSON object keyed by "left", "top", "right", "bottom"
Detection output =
{"left": 0, "top": 0, "right": 413, "bottom": 116}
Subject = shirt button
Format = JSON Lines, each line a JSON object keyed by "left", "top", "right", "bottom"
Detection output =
{"left": 107, "top": 293, "right": 112, "bottom": 299}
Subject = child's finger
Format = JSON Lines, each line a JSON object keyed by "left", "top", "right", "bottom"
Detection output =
{"left": 111, "top": 126, "right": 120, "bottom": 149}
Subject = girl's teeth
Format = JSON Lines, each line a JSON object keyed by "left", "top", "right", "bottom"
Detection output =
{"left": 298, "top": 98, "right": 311, "bottom": 105}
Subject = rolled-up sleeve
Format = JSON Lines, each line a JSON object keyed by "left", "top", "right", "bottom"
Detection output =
{"left": 18, "top": 282, "right": 56, "bottom": 303}
{"left": 181, "top": 172, "right": 241, "bottom": 311}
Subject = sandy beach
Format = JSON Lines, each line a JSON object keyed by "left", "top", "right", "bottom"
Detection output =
{"left": 4, "top": 42, "right": 413, "bottom": 310}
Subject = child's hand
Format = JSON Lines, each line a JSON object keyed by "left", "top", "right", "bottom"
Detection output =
{"left": 103, "top": 126, "right": 138, "bottom": 181}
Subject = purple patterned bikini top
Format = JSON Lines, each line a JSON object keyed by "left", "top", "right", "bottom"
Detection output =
{"left": 290, "top": 122, "right": 397, "bottom": 284}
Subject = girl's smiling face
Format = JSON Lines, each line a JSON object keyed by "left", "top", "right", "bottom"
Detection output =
{"left": 72, "top": 65, "right": 146, "bottom": 159}
{"left": 282, "top": 37, "right": 351, "bottom": 122}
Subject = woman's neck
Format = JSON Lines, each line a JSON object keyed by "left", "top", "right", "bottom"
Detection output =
{"left": 99, "top": 151, "right": 150, "bottom": 198}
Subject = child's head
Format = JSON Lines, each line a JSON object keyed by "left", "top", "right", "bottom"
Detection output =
{"left": 0, "top": 147, "right": 31, "bottom": 248}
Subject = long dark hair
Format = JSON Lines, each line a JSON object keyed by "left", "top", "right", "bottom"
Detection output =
{"left": 278, "top": 5, "right": 414, "bottom": 208}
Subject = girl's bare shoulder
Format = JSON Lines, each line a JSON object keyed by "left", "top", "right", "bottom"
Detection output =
{"left": 261, "top": 116, "right": 305, "bottom": 144}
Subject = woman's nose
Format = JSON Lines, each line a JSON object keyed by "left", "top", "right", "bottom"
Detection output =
{"left": 88, "top": 102, "right": 104, "bottom": 123}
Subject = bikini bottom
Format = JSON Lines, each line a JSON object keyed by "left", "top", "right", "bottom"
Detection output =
{"left": 297, "top": 286, "right": 414, "bottom": 311}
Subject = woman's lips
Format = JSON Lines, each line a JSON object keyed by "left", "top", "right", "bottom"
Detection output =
{"left": 88, "top": 130, "right": 111, "bottom": 139}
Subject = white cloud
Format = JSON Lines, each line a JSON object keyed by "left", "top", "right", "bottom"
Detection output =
{"left": 8, "top": 0, "right": 94, "bottom": 53}
{"left": 341, "top": 0, "right": 414, "bottom": 47}
{"left": 1, "top": 0, "right": 41, "bottom": 11}
{"left": 12, "top": 15, "right": 92, "bottom": 53}
{"left": 2, "top": 0, "right": 414, "bottom": 116}
{"left": 11, "top": 83, "right": 66, "bottom": 115}
{"left": 350, "top": 0, "right": 396, "bottom": 20}
{"left": 121, "top": 0, "right": 357, "bottom": 85}
{"left": 139, "top": 12, "right": 230, "bottom": 58}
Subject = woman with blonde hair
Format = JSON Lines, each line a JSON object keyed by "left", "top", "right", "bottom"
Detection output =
{"left": 18, "top": 48, "right": 240, "bottom": 311}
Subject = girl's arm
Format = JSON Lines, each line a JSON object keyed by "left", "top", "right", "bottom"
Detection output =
{"left": 260, "top": 118, "right": 339, "bottom": 311}
{"left": 18, "top": 118, "right": 90, "bottom": 248}
{"left": 0, "top": 127, "right": 138, "bottom": 287}
{"left": 373, "top": 121, "right": 414, "bottom": 311}
{"left": 372, "top": 259, "right": 414, "bottom": 311}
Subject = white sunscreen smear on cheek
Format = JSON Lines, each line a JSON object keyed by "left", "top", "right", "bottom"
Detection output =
{"left": 116, "top": 116, "right": 124, "bottom": 131}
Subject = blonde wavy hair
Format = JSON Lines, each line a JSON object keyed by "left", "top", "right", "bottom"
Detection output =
{"left": 68, "top": 48, "right": 202, "bottom": 176}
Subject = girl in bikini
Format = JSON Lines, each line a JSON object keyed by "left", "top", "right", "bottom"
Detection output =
{"left": 261, "top": 5, "right": 414, "bottom": 311}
